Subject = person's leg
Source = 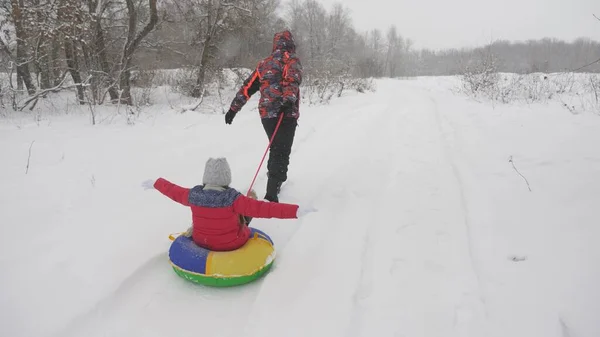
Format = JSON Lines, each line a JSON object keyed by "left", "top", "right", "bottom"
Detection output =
{"left": 267, "top": 117, "right": 297, "bottom": 183}
{"left": 262, "top": 116, "right": 297, "bottom": 201}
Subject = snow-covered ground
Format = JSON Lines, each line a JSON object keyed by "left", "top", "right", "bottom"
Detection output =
{"left": 1, "top": 76, "right": 599, "bottom": 337}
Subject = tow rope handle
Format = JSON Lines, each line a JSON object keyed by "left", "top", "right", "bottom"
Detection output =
{"left": 168, "top": 232, "right": 182, "bottom": 241}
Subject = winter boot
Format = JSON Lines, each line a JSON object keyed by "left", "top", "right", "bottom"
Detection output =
{"left": 264, "top": 177, "right": 282, "bottom": 203}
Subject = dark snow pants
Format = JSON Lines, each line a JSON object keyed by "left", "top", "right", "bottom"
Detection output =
{"left": 261, "top": 116, "right": 297, "bottom": 185}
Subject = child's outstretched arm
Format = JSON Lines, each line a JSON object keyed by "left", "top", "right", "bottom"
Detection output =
{"left": 153, "top": 178, "right": 191, "bottom": 206}
{"left": 233, "top": 195, "right": 298, "bottom": 219}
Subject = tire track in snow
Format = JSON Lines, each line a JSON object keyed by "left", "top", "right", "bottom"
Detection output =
{"left": 340, "top": 80, "right": 490, "bottom": 337}
{"left": 427, "top": 93, "right": 490, "bottom": 321}
{"left": 422, "top": 90, "right": 489, "bottom": 336}
{"left": 241, "top": 79, "right": 492, "bottom": 337}
{"left": 53, "top": 251, "right": 266, "bottom": 337}
{"left": 344, "top": 80, "right": 454, "bottom": 336}
{"left": 344, "top": 83, "right": 407, "bottom": 337}
{"left": 239, "top": 97, "right": 394, "bottom": 337}
{"left": 233, "top": 107, "right": 382, "bottom": 334}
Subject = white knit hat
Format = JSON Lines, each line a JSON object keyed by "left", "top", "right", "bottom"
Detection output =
{"left": 202, "top": 157, "right": 232, "bottom": 186}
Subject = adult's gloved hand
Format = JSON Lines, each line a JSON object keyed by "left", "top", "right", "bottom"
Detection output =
{"left": 281, "top": 100, "right": 294, "bottom": 115}
{"left": 141, "top": 179, "right": 156, "bottom": 190}
{"left": 225, "top": 109, "right": 236, "bottom": 124}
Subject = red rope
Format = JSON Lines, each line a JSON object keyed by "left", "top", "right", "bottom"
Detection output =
{"left": 247, "top": 113, "right": 284, "bottom": 196}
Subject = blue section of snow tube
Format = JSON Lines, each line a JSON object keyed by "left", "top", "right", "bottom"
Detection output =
{"left": 168, "top": 235, "right": 208, "bottom": 274}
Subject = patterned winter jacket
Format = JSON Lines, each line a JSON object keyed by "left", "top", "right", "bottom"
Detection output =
{"left": 154, "top": 178, "right": 298, "bottom": 251}
{"left": 229, "top": 30, "right": 303, "bottom": 119}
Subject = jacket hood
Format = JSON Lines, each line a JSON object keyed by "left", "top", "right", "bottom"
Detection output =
{"left": 272, "top": 30, "right": 296, "bottom": 53}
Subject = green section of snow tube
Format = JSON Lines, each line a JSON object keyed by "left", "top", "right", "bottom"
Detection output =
{"left": 171, "top": 261, "right": 274, "bottom": 287}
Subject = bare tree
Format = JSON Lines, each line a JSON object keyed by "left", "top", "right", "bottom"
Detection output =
{"left": 9, "top": 0, "right": 36, "bottom": 95}
{"left": 386, "top": 26, "right": 406, "bottom": 77}
{"left": 57, "top": 0, "right": 87, "bottom": 104}
{"left": 190, "top": 0, "right": 253, "bottom": 98}
{"left": 117, "top": 0, "right": 158, "bottom": 105}
{"left": 85, "top": 0, "right": 120, "bottom": 103}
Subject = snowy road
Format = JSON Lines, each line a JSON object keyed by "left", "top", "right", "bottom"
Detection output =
{"left": 240, "top": 81, "right": 488, "bottom": 337}
{"left": 1, "top": 78, "right": 599, "bottom": 337}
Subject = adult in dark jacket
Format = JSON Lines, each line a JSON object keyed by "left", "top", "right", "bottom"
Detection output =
{"left": 224, "top": 30, "right": 302, "bottom": 203}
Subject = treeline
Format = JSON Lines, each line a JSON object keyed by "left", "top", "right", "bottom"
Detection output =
{"left": 0, "top": 0, "right": 599, "bottom": 109}
{"left": 410, "top": 38, "right": 600, "bottom": 76}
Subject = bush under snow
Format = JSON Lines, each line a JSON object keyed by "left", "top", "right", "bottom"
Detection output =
{"left": 460, "top": 71, "right": 600, "bottom": 115}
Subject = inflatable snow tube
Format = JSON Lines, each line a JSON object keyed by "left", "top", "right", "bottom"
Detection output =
{"left": 168, "top": 228, "right": 275, "bottom": 287}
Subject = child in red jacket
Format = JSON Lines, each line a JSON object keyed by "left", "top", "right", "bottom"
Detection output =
{"left": 142, "top": 157, "right": 307, "bottom": 251}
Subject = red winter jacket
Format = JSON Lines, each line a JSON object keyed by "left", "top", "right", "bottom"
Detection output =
{"left": 154, "top": 178, "right": 298, "bottom": 251}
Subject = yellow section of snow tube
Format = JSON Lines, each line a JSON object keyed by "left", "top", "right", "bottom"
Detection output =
{"left": 168, "top": 228, "right": 275, "bottom": 287}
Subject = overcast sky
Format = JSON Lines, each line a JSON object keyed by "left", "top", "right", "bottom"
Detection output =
{"left": 310, "top": 0, "right": 600, "bottom": 50}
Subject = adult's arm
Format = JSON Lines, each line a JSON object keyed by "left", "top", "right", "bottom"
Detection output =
{"left": 229, "top": 68, "right": 261, "bottom": 113}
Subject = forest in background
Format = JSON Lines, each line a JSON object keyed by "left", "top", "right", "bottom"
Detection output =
{"left": 0, "top": 0, "right": 599, "bottom": 110}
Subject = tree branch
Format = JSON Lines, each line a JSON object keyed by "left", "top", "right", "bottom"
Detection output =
{"left": 221, "top": 2, "right": 251, "bottom": 15}
{"left": 570, "top": 57, "right": 600, "bottom": 72}
{"left": 0, "top": 36, "right": 13, "bottom": 59}
{"left": 508, "top": 156, "right": 532, "bottom": 192}
{"left": 25, "top": 141, "right": 35, "bottom": 174}
{"left": 128, "top": 0, "right": 158, "bottom": 57}
{"left": 142, "top": 42, "right": 192, "bottom": 60}
{"left": 17, "top": 73, "right": 92, "bottom": 111}
{"left": 123, "top": 0, "right": 137, "bottom": 57}
{"left": 181, "top": 87, "right": 205, "bottom": 114}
